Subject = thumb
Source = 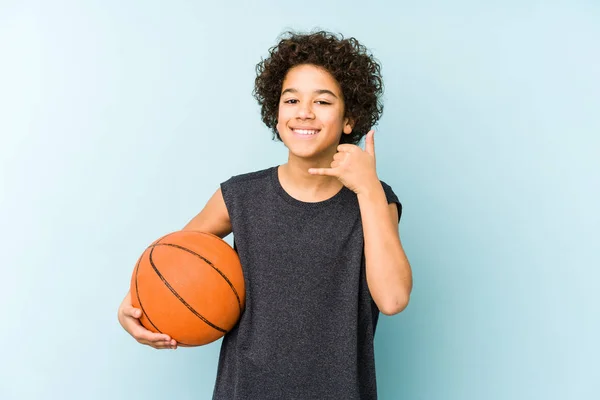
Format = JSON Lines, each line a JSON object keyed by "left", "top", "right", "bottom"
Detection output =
{"left": 365, "top": 130, "right": 375, "bottom": 157}
{"left": 127, "top": 307, "right": 142, "bottom": 319}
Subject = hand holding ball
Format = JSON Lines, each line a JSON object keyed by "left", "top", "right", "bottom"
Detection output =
{"left": 130, "top": 230, "right": 245, "bottom": 347}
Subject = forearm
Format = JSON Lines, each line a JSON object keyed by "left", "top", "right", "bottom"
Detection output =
{"left": 358, "top": 182, "right": 413, "bottom": 315}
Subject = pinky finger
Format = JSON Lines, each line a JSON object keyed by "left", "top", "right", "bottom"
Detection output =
{"left": 154, "top": 342, "right": 175, "bottom": 350}
{"left": 308, "top": 167, "right": 335, "bottom": 176}
{"left": 139, "top": 339, "right": 171, "bottom": 350}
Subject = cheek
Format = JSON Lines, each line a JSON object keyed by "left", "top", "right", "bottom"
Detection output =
{"left": 319, "top": 106, "right": 345, "bottom": 125}
{"left": 276, "top": 105, "right": 297, "bottom": 132}
{"left": 321, "top": 113, "right": 345, "bottom": 129}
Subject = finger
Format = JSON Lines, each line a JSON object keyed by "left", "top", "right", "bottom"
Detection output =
{"left": 147, "top": 331, "right": 173, "bottom": 343}
{"left": 151, "top": 338, "right": 176, "bottom": 349}
{"left": 160, "top": 339, "right": 177, "bottom": 349}
{"left": 140, "top": 339, "right": 175, "bottom": 350}
{"left": 331, "top": 160, "right": 340, "bottom": 168}
{"left": 155, "top": 339, "right": 176, "bottom": 349}
{"left": 308, "top": 167, "right": 337, "bottom": 176}
{"left": 337, "top": 144, "right": 358, "bottom": 153}
{"left": 134, "top": 326, "right": 172, "bottom": 344}
{"left": 124, "top": 306, "right": 142, "bottom": 319}
{"left": 365, "top": 130, "right": 375, "bottom": 157}
{"left": 333, "top": 152, "right": 345, "bottom": 161}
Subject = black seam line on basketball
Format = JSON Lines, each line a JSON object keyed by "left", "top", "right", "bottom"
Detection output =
{"left": 148, "top": 245, "right": 228, "bottom": 333}
{"left": 148, "top": 241, "right": 243, "bottom": 315}
{"left": 134, "top": 256, "right": 162, "bottom": 333}
{"left": 135, "top": 253, "right": 194, "bottom": 347}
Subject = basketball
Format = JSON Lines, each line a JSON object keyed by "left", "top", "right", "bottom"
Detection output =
{"left": 130, "top": 230, "right": 245, "bottom": 347}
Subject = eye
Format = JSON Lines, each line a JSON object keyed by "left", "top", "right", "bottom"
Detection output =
{"left": 284, "top": 99, "right": 298, "bottom": 104}
{"left": 315, "top": 101, "right": 331, "bottom": 105}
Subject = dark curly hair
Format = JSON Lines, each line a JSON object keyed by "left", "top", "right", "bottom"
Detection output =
{"left": 253, "top": 30, "right": 384, "bottom": 145}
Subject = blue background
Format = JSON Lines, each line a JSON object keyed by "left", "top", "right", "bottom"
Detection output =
{"left": 1, "top": 1, "right": 598, "bottom": 399}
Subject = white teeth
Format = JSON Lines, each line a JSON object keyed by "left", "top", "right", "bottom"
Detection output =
{"left": 293, "top": 129, "right": 319, "bottom": 135}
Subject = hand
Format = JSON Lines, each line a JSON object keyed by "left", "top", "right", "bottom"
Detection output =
{"left": 118, "top": 292, "right": 177, "bottom": 350}
{"left": 308, "top": 130, "right": 379, "bottom": 194}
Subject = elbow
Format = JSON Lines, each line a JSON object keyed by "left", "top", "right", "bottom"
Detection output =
{"left": 379, "top": 293, "right": 410, "bottom": 316}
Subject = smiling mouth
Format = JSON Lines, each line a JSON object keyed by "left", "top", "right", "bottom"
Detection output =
{"left": 291, "top": 128, "right": 321, "bottom": 136}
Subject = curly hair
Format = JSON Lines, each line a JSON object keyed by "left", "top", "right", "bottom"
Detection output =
{"left": 253, "top": 30, "right": 384, "bottom": 145}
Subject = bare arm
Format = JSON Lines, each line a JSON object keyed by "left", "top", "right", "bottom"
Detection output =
{"left": 182, "top": 187, "right": 232, "bottom": 238}
{"left": 358, "top": 182, "right": 413, "bottom": 315}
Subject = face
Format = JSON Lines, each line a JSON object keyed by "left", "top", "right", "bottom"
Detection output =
{"left": 276, "top": 64, "right": 353, "bottom": 162}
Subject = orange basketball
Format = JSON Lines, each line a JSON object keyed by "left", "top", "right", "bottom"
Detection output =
{"left": 130, "top": 230, "right": 245, "bottom": 346}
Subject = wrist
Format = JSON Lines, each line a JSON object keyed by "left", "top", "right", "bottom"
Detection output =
{"left": 356, "top": 179, "right": 383, "bottom": 198}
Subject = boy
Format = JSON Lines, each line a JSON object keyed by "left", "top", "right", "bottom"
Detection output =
{"left": 118, "top": 30, "right": 413, "bottom": 399}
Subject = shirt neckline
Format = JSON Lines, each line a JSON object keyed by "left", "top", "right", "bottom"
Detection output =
{"left": 270, "top": 165, "right": 351, "bottom": 209}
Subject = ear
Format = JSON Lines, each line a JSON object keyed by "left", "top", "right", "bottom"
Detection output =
{"left": 342, "top": 116, "right": 354, "bottom": 135}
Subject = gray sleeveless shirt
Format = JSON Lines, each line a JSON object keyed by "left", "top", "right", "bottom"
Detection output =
{"left": 213, "top": 165, "right": 401, "bottom": 400}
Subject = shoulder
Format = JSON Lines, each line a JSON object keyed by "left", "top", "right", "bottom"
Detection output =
{"left": 220, "top": 166, "right": 276, "bottom": 204}
{"left": 222, "top": 166, "right": 274, "bottom": 186}
{"left": 379, "top": 179, "right": 402, "bottom": 221}
{"left": 378, "top": 180, "right": 400, "bottom": 203}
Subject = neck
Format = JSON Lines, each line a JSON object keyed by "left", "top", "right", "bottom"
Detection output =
{"left": 279, "top": 154, "right": 342, "bottom": 196}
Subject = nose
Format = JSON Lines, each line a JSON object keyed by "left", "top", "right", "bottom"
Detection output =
{"left": 296, "top": 102, "right": 315, "bottom": 120}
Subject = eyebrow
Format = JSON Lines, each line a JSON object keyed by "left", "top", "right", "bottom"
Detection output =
{"left": 281, "top": 88, "right": 339, "bottom": 99}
